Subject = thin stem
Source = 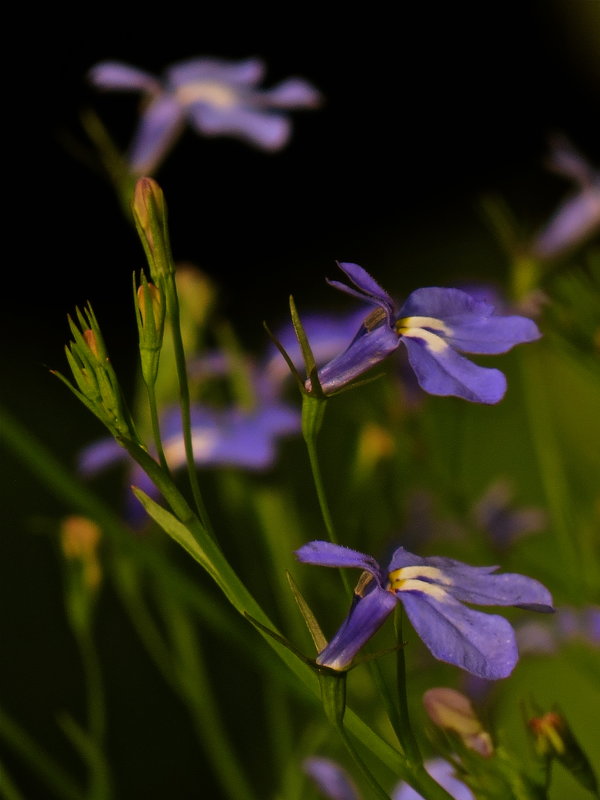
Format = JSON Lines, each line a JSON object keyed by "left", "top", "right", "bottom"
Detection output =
{"left": 164, "top": 278, "right": 214, "bottom": 537}
{"left": 394, "top": 610, "right": 422, "bottom": 765}
{"left": 145, "top": 380, "right": 169, "bottom": 473}
{"left": 77, "top": 628, "right": 106, "bottom": 752}
{"left": 163, "top": 597, "right": 261, "bottom": 800}
{"left": 336, "top": 725, "right": 392, "bottom": 800}
{"left": 0, "top": 707, "right": 83, "bottom": 800}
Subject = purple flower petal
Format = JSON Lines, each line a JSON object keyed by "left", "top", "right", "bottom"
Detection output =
{"left": 393, "top": 758, "right": 474, "bottom": 800}
{"left": 398, "top": 287, "right": 541, "bottom": 354}
{"left": 316, "top": 585, "right": 398, "bottom": 670}
{"left": 187, "top": 103, "right": 291, "bottom": 150}
{"left": 78, "top": 438, "right": 127, "bottom": 475}
{"left": 295, "top": 541, "right": 383, "bottom": 578}
{"left": 329, "top": 262, "right": 397, "bottom": 321}
{"left": 303, "top": 757, "right": 360, "bottom": 800}
{"left": 401, "top": 335, "right": 507, "bottom": 404}
{"left": 127, "top": 95, "right": 186, "bottom": 175}
{"left": 399, "top": 590, "right": 519, "bottom": 679}
{"left": 166, "top": 57, "right": 265, "bottom": 88}
{"left": 88, "top": 61, "right": 161, "bottom": 94}
{"left": 315, "top": 322, "right": 401, "bottom": 394}
{"left": 260, "top": 77, "right": 323, "bottom": 108}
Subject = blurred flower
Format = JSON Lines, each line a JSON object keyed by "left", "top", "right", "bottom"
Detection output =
{"left": 80, "top": 400, "right": 300, "bottom": 527}
{"left": 303, "top": 755, "right": 473, "bottom": 800}
{"left": 88, "top": 57, "right": 322, "bottom": 173}
{"left": 529, "top": 136, "right": 600, "bottom": 260}
{"left": 393, "top": 758, "right": 474, "bottom": 800}
{"left": 423, "top": 687, "right": 493, "bottom": 757}
{"left": 516, "top": 604, "right": 600, "bottom": 655}
{"left": 309, "top": 262, "right": 541, "bottom": 403}
{"left": 303, "top": 756, "right": 360, "bottom": 800}
{"left": 295, "top": 541, "right": 553, "bottom": 679}
{"left": 471, "top": 478, "right": 547, "bottom": 550}
{"left": 60, "top": 515, "right": 103, "bottom": 592}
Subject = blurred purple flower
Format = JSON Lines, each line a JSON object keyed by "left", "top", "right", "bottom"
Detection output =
{"left": 309, "top": 262, "right": 541, "bottom": 403}
{"left": 393, "top": 758, "right": 474, "bottom": 800}
{"left": 88, "top": 57, "right": 322, "bottom": 173}
{"left": 295, "top": 541, "right": 553, "bottom": 679}
{"left": 303, "top": 757, "right": 360, "bottom": 800}
{"left": 79, "top": 401, "right": 300, "bottom": 527}
{"left": 471, "top": 479, "right": 547, "bottom": 550}
{"left": 529, "top": 137, "right": 600, "bottom": 260}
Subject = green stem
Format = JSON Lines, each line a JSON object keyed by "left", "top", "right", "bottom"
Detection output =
{"left": 394, "top": 610, "right": 422, "bottom": 765}
{"left": 145, "top": 380, "right": 169, "bottom": 473}
{"left": 77, "top": 628, "right": 106, "bottom": 753}
{"left": 164, "top": 277, "right": 214, "bottom": 537}
{"left": 0, "top": 403, "right": 444, "bottom": 789}
{"left": 337, "top": 724, "right": 392, "bottom": 800}
{"left": 0, "top": 706, "right": 83, "bottom": 800}
{"left": 163, "top": 597, "right": 260, "bottom": 800}
{"left": 301, "top": 396, "right": 338, "bottom": 544}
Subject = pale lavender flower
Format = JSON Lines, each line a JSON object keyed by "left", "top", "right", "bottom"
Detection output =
{"left": 309, "top": 262, "right": 541, "bottom": 403}
{"left": 393, "top": 758, "right": 474, "bottom": 800}
{"left": 80, "top": 400, "right": 300, "bottom": 526}
{"left": 471, "top": 478, "right": 547, "bottom": 550}
{"left": 88, "top": 57, "right": 322, "bottom": 173}
{"left": 303, "top": 757, "right": 360, "bottom": 800}
{"left": 530, "top": 137, "right": 600, "bottom": 260}
{"left": 295, "top": 541, "right": 553, "bottom": 679}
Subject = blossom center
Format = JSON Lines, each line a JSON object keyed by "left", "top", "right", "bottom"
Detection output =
{"left": 176, "top": 81, "right": 239, "bottom": 109}
{"left": 387, "top": 565, "right": 452, "bottom": 601}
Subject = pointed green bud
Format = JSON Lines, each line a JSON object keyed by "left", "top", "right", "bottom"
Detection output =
{"left": 132, "top": 177, "right": 174, "bottom": 282}
{"left": 134, "top": 272, "right": 166, "bottom": 388}
{"left": 527, "top": 709, "right": 598, "bottom": 794}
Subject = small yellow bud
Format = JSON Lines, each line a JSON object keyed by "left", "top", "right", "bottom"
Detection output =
{"left": 423, "top": 687, "right": 493, "bottom": 757}
{"left": 60, "top": 516, "right": 103, "bottom": 592}
{"left": 355, "top": 422, "right": 395, "bottom": 474}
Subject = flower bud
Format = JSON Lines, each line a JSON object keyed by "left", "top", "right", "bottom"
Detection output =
{"left": 132, "top": 177, "right": 174, "bottom": 281}
{"left": 527, "top": 709, "right": 598, "bottom": 794}
{"left": 60, "top": 516, "right": 102, "bottom": 592}
{"left": 423, "top": 687, "right": 493, "bottom": 757}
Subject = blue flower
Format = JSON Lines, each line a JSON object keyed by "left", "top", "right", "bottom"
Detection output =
{"left": 529, "top": 137, "right": 600, "bottom": 260}
{"left": 295, "top": 541, "right": 553, "bottom": 679}
{"left": 88, "top": 57, "right": 322, "bottom": 173}
{"left": 303, "top": 755, "right": 473, "bottom": 800}
{"left": 79, "top": 400, "right": 300, "bottom": 527}
{"left": 310, "top": 262, "right": 541, "bottom": 403}
{"left": 303, "top": 757, "right": 360, "bottom": 800}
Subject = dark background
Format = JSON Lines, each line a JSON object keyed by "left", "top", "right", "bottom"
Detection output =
{"left": 2, "top": 3, "right": 600, "bottom": 797}
{"left": 12, "top": 1, "right": 600, "bottom": 358}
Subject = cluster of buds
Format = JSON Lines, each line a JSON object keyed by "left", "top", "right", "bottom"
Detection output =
{"left": 55, "top": 305, "right": 138, "bottom": 443}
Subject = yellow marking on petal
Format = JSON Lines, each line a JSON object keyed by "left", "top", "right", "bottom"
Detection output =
{"left": 396, "top": 316, "right": 453, "bottom": 335}
{"left": 176, "top": 81, "right": 239, "bottom": 109}
{"left": 398, "top": 328, "right": 449, "bottom": 354}
{"left": 388, "top": 565, "right": 453, "bottom": 602}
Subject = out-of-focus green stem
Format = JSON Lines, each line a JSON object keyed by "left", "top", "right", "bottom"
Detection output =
{"left": 0, "top": 707, "right": 83, "bottom": 800}
{"left": 0, "top": 403, "right": 447, "bottom": 788}
{"left": 163, "top": 597, "right": 260, "bottom": 800}
{"left": 393, "top": 610, "right": 422, "bottom": 765}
